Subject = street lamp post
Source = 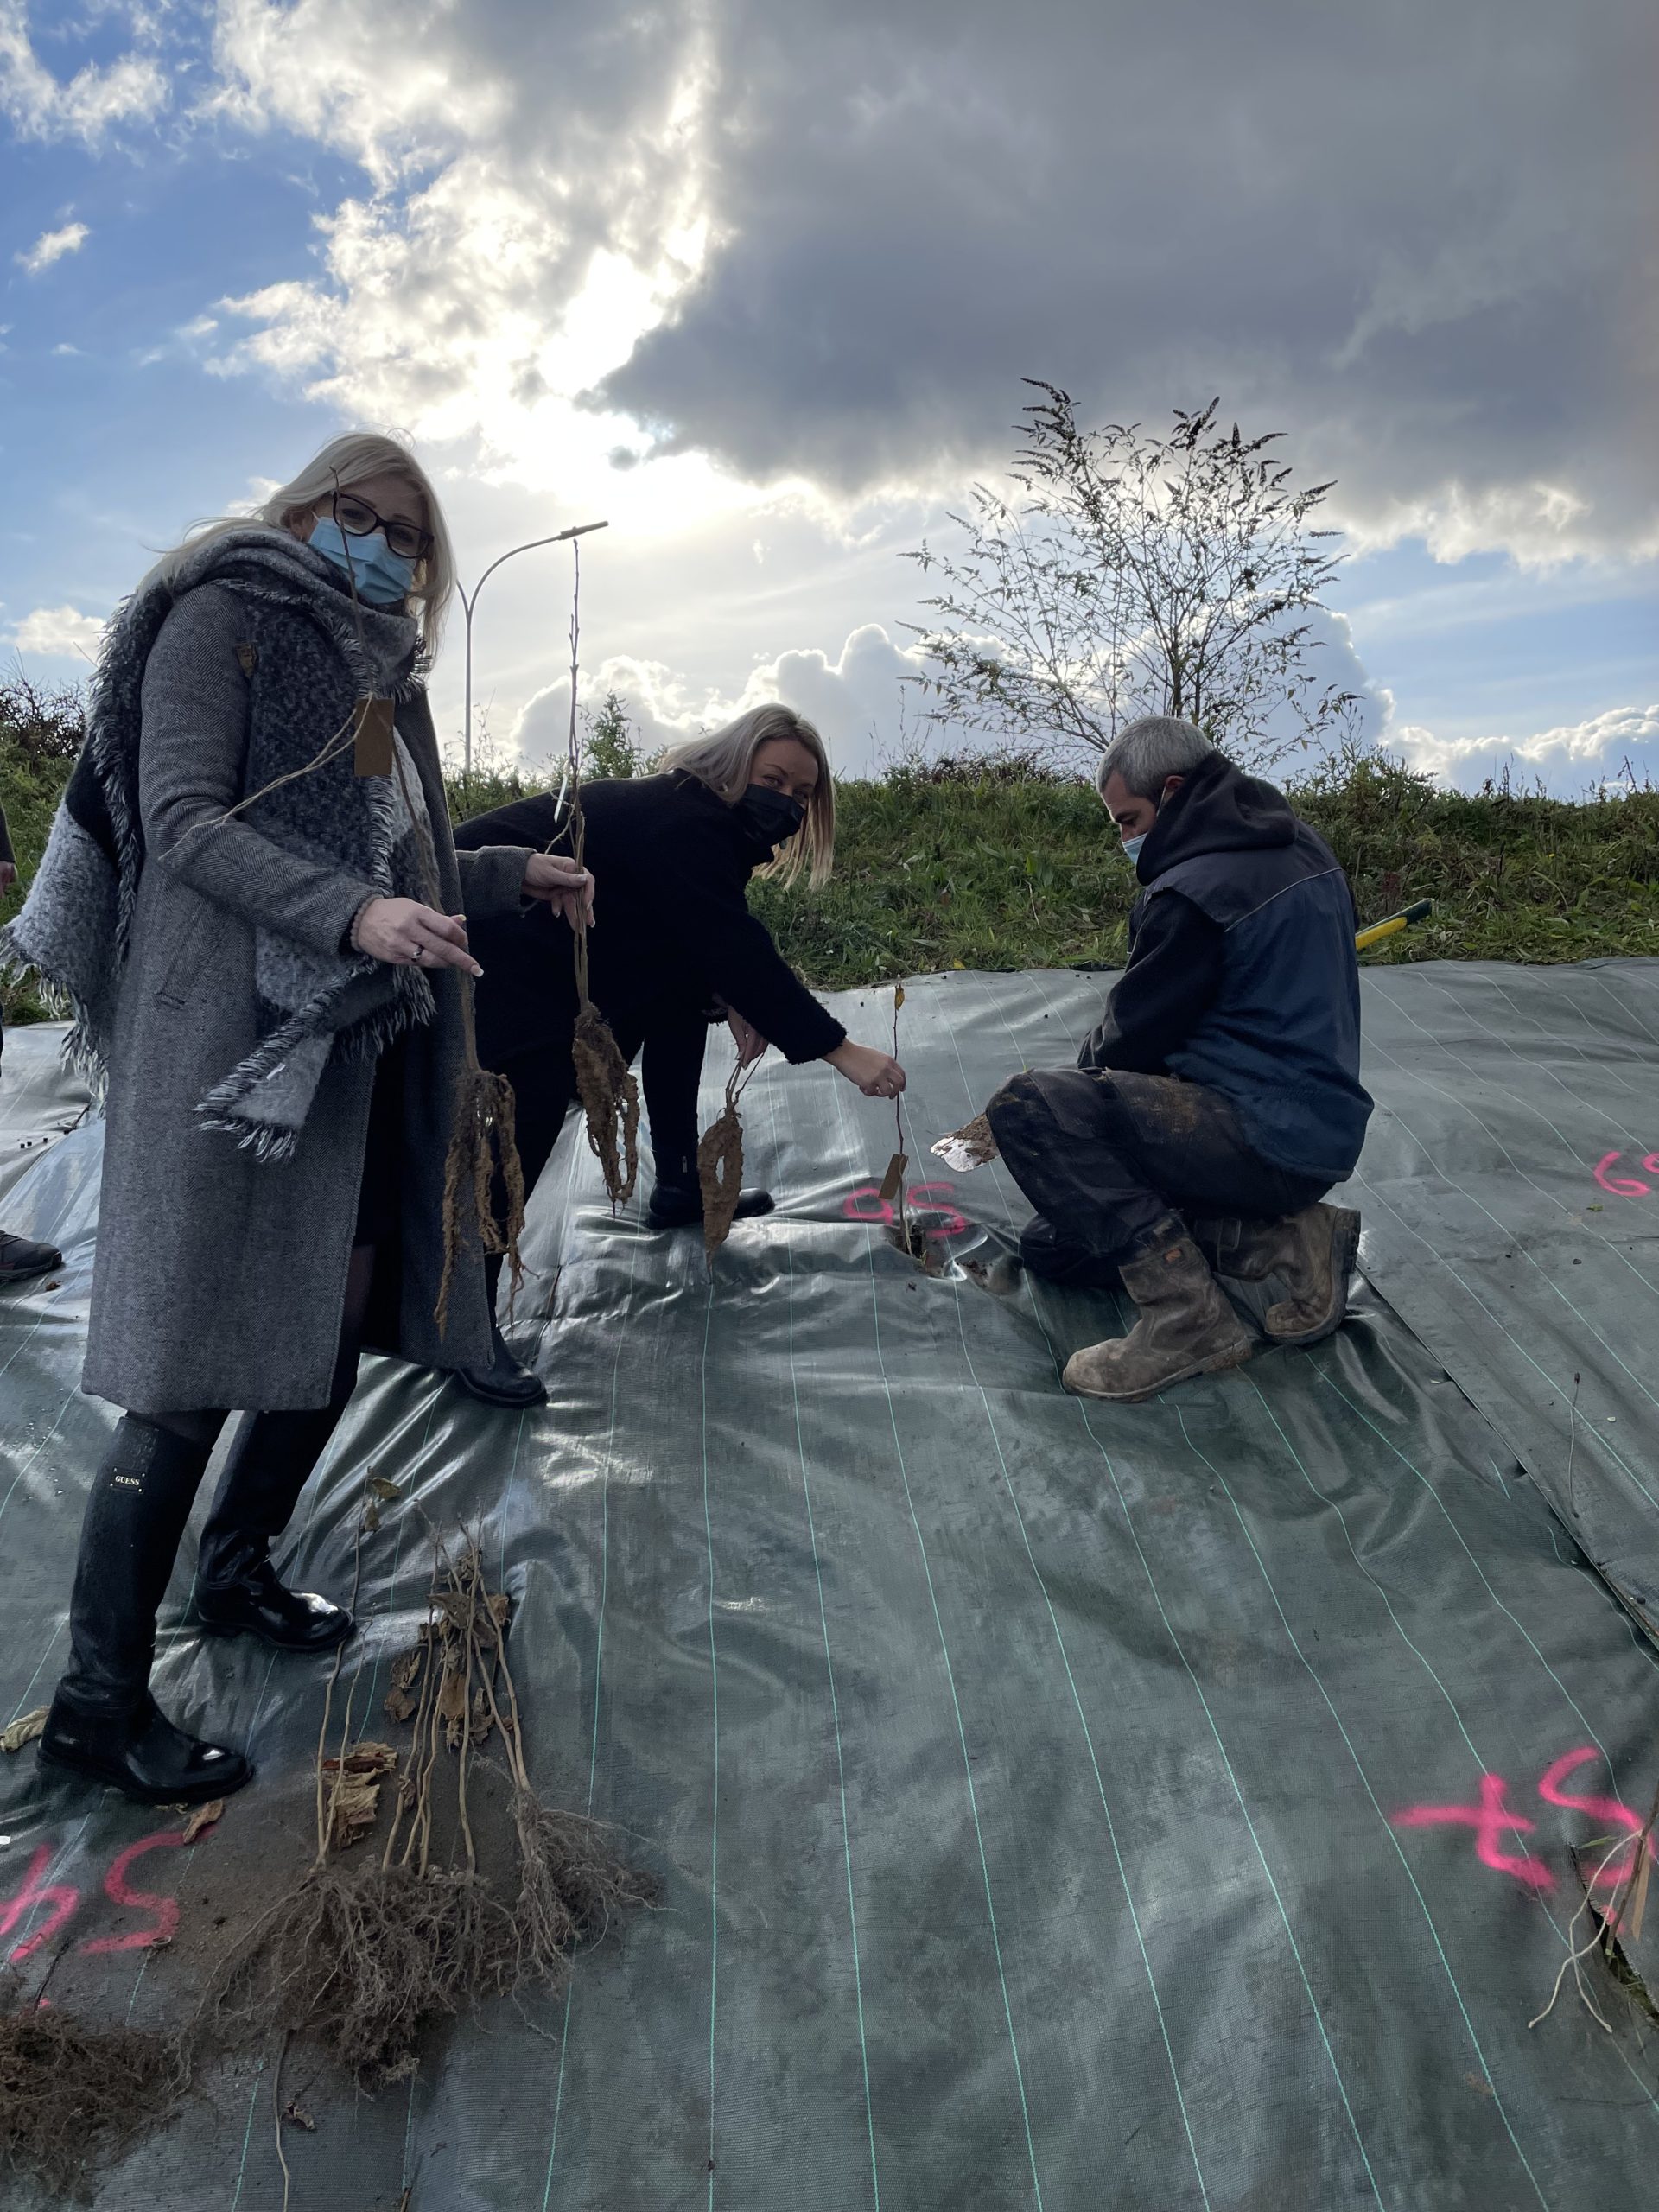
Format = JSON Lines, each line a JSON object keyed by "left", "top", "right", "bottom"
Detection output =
{"left": 457, "top": 520, "right": 608, "bottom": 783}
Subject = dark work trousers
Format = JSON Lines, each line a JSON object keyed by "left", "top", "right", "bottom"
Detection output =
{"left": 480, "top": 1001, "right": 712, "bottom": 1307}
{"left": 986, "top": 1068, "right": 1330, "bottom": 1288}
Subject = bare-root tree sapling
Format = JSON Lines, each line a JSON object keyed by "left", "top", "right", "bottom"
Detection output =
{"left": 551, "top": 546, "right": 641, "bottom": 1207}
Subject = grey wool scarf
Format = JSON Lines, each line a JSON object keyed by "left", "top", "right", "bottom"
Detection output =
{"left": 0, "top": 526, "right": 436, "bottom": 1160}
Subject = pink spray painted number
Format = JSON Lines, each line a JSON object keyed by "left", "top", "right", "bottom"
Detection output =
{"left": 843, "top": 1179, "right": 970, "bottom": 1241}
{"left": 1, "top": 1826, "right": 193, "bottom": 1963}
{"left": 1392, "top": 1747, "right": 1657, "bottom": 1900}
{"left": 1592, "top": 1151, "right": 1659, "bottom": 1198}
{"left": 1537, "top": 1747, "right": 1656, "bottom": 1893}
{"left": 1391, "top": 1774, "right": 1553, "bottom": 1891}
{"left": 0, "top": 1847, "right": 80, "bottom": 1963}
{"left": 78, "top": 1833, "right": 185, "bottom": 1954}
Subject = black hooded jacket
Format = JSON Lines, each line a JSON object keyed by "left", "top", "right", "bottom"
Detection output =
{"left": 1079, "top": 754, "right": 1372, "bottom": 1182}
{"left": 453, "top": 771, "right": 846, "bottom": 1070}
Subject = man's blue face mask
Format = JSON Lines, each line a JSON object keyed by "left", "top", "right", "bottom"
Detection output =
{"left": 309, "top": 516, "right": 417, "bottom": 608}
{"left": 1121, "top": 831, "right": 1147, "bottom": 864}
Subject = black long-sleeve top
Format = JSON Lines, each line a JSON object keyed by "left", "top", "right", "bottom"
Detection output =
{"left": 452, "top": 771, "right": 847, "bottom": 1066}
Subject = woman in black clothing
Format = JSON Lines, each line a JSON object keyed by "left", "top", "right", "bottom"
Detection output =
{"left": 454, "top": 704, "right": 906, "bottom": 1376}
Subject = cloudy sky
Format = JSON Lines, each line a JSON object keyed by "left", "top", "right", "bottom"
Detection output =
{"left": 2, "top": 0, "right": 1655, "bottom": 790}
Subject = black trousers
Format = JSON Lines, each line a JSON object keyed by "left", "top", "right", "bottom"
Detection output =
{"left": 986, "top": 1067, "right": 1330, "bottom": 1287}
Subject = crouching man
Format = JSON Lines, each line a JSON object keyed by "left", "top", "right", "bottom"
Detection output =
{"left": 987, "top": 716, "right": 1372, "bottom": 1402}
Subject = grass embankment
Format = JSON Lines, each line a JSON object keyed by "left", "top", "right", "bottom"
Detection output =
{"left": 3, "top": 676, "right": 1656, "bottom": 1026}
{"left": 0, "top": 679, "right": 80, "bottom": 1027}
{"left": 753, "top": 754, "right": 1659, "bottom": 987}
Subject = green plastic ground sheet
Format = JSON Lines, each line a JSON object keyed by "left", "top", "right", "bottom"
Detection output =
{"left": 0, "top": 962, "right": 1656, "bottom": 2209}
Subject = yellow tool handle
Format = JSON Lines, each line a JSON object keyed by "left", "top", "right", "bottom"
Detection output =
{"left": 1355, "top": 898, "right": 1434, "bottom": 952}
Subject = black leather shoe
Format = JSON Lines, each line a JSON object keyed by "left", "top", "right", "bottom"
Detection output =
{"left": 198, "top": 1556, "right": 354, "bottom": 1654}
{"left": 647, "top": 1182, "right": 775, "bottom": 1230}
{"left": 0, "top": 1230, "right": 63, "bottom": 1284}
{"left": 451, "top": 1324, "right": 548, "bottom": 1408}
{"left": 38, "top": 1690, "right": 252, "bottom": 1807}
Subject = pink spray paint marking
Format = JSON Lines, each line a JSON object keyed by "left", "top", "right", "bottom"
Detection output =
{"left": 0, "top": 1821, "right": 199, "bottom": 1964}
{"left": 843, "top": 1183, "right": 893, "bottom": 1226}
{"left": 903, "top": 1182, "right": 970, "bottom": 1239}
{"left": 1536, "top": 1747, "right": 1655, "bottom": 1896}
{"left": 0, "top": 1847, "right": 82, "bottom": 1963}
{"left": 842, "top": 1178, "right": 972, "bottom": 1241}
{"left": 79, "top": 1830, "right": 184, "bottom": 1954}
{"left": 1390, "top": 1773, "right": 1555, "bottom": 1891}
{"left": 1592, "top": 1151, "right": 1659, "bottom": 1198}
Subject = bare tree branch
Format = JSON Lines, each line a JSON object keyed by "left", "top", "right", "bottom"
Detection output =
{"left": 905, "top": 385, "right": 1361, "bottom": 769}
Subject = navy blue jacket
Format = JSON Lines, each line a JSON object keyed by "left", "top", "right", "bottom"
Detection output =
{"left": 1079, "top": 755, "right": 1372, "bottom": 1182}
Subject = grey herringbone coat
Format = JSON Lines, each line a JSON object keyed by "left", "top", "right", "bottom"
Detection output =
{"left": 83, "top": 583, "right": 532, "bottom": 1415}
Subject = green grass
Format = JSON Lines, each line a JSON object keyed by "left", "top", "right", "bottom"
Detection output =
{"left": 3, "top": 689, "right": 1655, "bottom": 1027}
{"left": 749, "top": 752, "right": 1659, "bottom": 986}
{"left": 0, "top": 677, "right": 82, "bottom": 1027}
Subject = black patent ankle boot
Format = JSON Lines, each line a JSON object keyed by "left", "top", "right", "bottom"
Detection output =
{"left": 40, "top": 1417, "right": 252, "bottom": 1806}
{"left": 195, "top": 1408, "right": 356, "bottom": 1654}
{"left": 450, "top": 1255, "right": 548, "bottom": 1409}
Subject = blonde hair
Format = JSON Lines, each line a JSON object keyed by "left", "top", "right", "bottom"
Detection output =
{"left": 659, "top": 703, "right": 836, "bottom": 887}
{"left": 148, "top": 431, "right": 456, "bottom": 657}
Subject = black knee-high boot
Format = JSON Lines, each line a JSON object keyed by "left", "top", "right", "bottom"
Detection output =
{"left": 40, "top": 1416, "right": 253, "bottom": 1806}
{"left": 195, "top": 1402, "right": 356, "bottom": 1653}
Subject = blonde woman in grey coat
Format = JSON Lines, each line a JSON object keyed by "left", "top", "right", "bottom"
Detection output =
{"left": 1, "top": 433, "right": 591, "bottom": 1807}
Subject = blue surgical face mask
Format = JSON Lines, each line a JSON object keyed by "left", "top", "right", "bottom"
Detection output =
{"left": 308, "top": 516, "right": 417, "bottom": 608}
{"left": 1121, "top": 831, "right": 1148, "bottom": 865}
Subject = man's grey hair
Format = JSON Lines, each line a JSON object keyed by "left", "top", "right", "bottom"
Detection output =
{"left": 1095, "top": 716, "right": 1217, "bottom": 800}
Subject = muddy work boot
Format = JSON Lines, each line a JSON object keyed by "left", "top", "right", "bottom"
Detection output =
{"left": 1062, "top": 1217, "right": 1253, "bottom": 1403}
{"left": 1187, "top": 1204, "right": 1360, "bottom": 1347}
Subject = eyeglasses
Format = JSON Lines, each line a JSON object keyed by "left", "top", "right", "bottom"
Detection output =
{"left": 332, "top": 492, "right": 434, "bottom": 563}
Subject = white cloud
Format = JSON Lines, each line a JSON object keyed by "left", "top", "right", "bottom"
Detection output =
{"left": 7, "top": 603, "right": 105, "bottom": 659}
{"left": 0, "top": 3, "right": 168, "bottom": 143}
{"left": 1389, "top": 704, "right": 1659, "bottom": 784}
{"left": 513, "top": 623, "right": 969, "bottom": 780}
{"left": 180, "top": 0, "right": 1659, "bottom": 588}
{"left": 202, "top": 0, "right": 734, "bottom": 525}
{"left": 0, "top": 0, "right": 1645, "bottom": 807}
{"left": 16, "top": 220, "right": 89, "bottom": 274}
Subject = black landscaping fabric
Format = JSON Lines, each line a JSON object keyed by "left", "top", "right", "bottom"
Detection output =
{"left": 0, "top": 963, "right": 1656, "bottom": 2210}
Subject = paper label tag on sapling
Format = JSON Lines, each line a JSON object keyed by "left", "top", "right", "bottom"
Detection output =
{"left": 879, "top": 1152, "right": 908, "bottom": 1204}
{"left": 353, "top": 696, "right": 396, "bottom": 777}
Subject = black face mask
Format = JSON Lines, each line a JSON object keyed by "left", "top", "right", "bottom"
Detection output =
{"left": 733, "top": 784, "right": 807, "bottom": 856}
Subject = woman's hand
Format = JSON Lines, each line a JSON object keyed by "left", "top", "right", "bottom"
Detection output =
{"left": 728, "top": 1009, "right": 768, "bottom": 1067}
{"left": 522, "top": 852, "right": 595, "bottom": 928}
{"left": 353, "top": 896, "right": 482, "bottom": 976}
{"left": 826, "top": 1039, "right": 906, "bottom": 1098}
